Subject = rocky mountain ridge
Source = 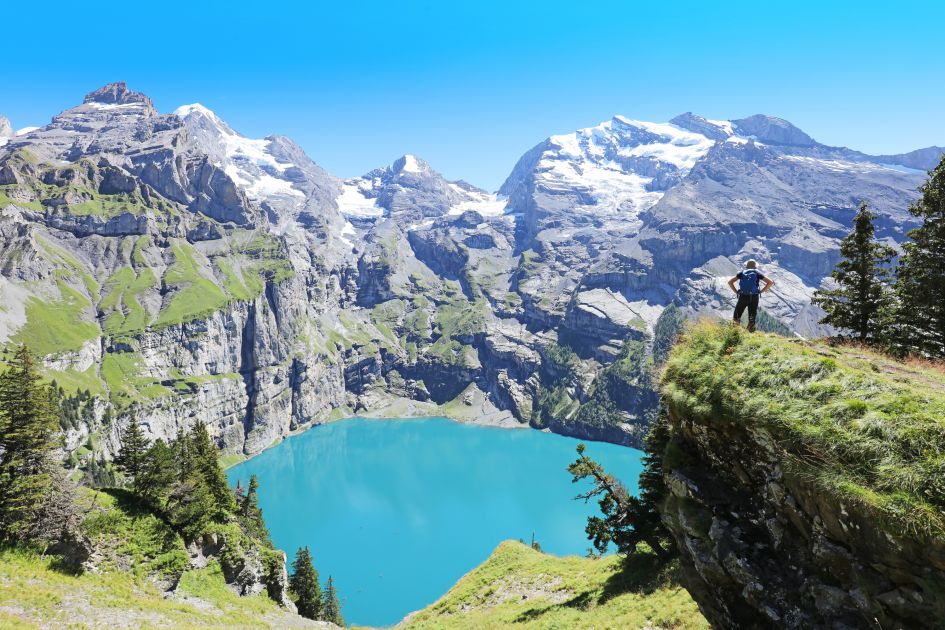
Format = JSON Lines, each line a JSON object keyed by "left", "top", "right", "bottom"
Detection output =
{"left": 0, "top": 82, "right": 941, "bottom": 464}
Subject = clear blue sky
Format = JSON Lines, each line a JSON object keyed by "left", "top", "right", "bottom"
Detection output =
{"left": 3, "top": 0, "right": 943, "bottom": 190}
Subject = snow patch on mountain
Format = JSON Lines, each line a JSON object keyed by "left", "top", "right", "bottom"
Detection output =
{"left": 16, "top": 127, "right": 39, "bottom": 136}
{"left": 401, "top": 154, "right": 423, "bottom": 173}
{"left": 87, "top": 102, "right": 142, "bottom": 111}
{"left": 783, "top": 155, "right": 924, "bottom": 175}
{"left": 336, "top": 181, "right": 384, "bottom": 218}
{"left": 705, "top": 118, "right": 734, "bottom": 136}
{"left": 447, "top": 185, "right": 508, "bottom": 216}
{"left": 610, "top": 117, "right": 717, "bottom": 170}
{"left": 339, "top": 220, "right": 357, "bottom": 247}
{"left": 175, "top": 103, "right": 302, "bottom": 200}
{"left": 537, "top": 116, "right": 719, "bottom": 217}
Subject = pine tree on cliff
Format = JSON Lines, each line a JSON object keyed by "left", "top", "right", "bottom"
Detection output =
{"left": 322, "top": 575, "right": 345, "bottom": 626}
{"left": 893, "top": 155, "right": 945, "bottom": 357}
{"left": 568, "top": 435, "right": 673, "bottom": 561}
{"left": 0, "top": 345, "right": 69, "bottom": 542}
{"left": 165, "top": 429, "right": 216, "bottom": 539}
{"left": 812, "top": 201, "right": 896, "bottom": 343}
{"left": 190, "top": 421, "right": 238, "bottom": 519}
{"left": 240, "top": 475, "right": 271, "bottom": 544}
{"left": 115, "top": 418, "right": 149, "bottom": 494}
{"left": 289, "top": 546, "right": 322, "bottom": 620}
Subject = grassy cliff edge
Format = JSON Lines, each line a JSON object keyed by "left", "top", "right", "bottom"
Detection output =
{"left": 395, "top": 540, "right": 706, "bottom": 630}
{"left": 658, "top": 322, "right": 945, "bottom": 628}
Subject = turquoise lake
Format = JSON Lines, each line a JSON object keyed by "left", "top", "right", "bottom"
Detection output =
{"left": 227, "top": 417, "right": 645, "bottom": 627}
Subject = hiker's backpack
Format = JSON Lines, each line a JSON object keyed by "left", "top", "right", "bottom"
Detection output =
{"left": 738, "top": 269, "right": 761, "bottom": 295}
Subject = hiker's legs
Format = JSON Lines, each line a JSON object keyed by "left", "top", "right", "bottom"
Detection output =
{"left": 733, "top": 294, "right": 750, "bottom": 325}
{"left": 747, "top": 294, "right": 759, "bottom": 332}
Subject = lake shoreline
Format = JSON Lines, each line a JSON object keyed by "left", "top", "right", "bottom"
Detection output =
{"left": 222, "top": 384, "right": 528, "bottom": 469}
{"left": 222, "top": 381, "right": 640, "bottom": 470}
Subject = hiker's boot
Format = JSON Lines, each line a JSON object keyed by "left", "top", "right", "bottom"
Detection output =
{"left": 747, "top": 318, "right": 756, "bottom": 333}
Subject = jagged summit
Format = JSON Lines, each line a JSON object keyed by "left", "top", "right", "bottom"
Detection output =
{"left": 334, "top": 152, "right": 506, "bottom": 224}
{"left": 0, "top": 115, "right": 12, "bottom": 138}
{"left": 83, "top": 81, "right": 154, "bottom": 108}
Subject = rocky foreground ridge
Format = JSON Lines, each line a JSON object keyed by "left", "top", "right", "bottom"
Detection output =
{"left": 0, "top": 82, "right": 942, "bottom": 463}
{"left": 659, "top": 323, "right": 945, "bottom": 628}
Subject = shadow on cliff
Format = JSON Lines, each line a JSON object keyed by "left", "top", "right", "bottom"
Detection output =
{"left": 514, "top": 551, "right": 672, "bottom": 623}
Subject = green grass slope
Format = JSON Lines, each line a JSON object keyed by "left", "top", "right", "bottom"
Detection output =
{"left": 0, "top": 551, "right": 317, "bottom": 629}
{"left": 396, "top": 541, "right": 706, "bottom": 630}
{"left": 0, "top": 489, "right": 320, "bottom": 629}
{"left": 662, "top": 322, "right": 945, "bottom": 539}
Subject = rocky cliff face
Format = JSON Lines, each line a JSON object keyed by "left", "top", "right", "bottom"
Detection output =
{"left": 0, "top": 82, "right": 940, "bottom": 464}
{"left": 659, "top": 324, "right": 945, "bottom": 629}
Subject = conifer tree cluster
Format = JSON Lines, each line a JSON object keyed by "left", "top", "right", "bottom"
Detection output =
{"left": 0, "top": 343, "right": 344, "bottom": 624}
{"left": 289, "top": 546, "right": 345, "bottom": 625}
{"left": 0, "top": 346, "right": 75, "bottom": 544}
{"left": 814, "top": 154, "right": 945, "bottom": 358}
{"left": 115, "top": 419, "right": 242, "bottom": 540}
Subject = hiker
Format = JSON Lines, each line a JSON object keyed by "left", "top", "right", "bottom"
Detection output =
{"left": 727, "top": 260, "right": 773, "bottom": 332}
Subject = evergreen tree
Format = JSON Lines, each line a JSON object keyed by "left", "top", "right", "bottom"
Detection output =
{"left": 164, "top": 476, "right": 215, "bottom": 541}
{"left": 568, "top": 418, "right": 673, "bottom": 561}
{"left": 893, "top": 156, "right": 945, "bottom": 357}
{"left": 190, "top": 421, "right": 238, "bottom": 519}
{"left": 138, "top": 439, "right": 177, "bottom": 511}
{"left": 322, "top": 575, "right": 345, "bottom": 626}
{"left": 174, "top": 427, "right": 196, "bottom": 482}
{"left": 289, "top": 546, "right": 322, "bottom": 620}
{"left": 115, "top": 418, "right": 149, "bottom": 494}
{"left": 0, "top": 346, "right": 68, "bottom": 542}
{"left": 812, "top": 201, "right": 896, "bottom": 343}
{"left": 240, "top": 475, "right": 271, "bottom": 544}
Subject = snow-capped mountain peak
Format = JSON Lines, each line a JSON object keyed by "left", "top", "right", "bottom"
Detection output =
{"left": 173, "top": 103, "right": 234, "bottom": 132}
{"left": 393, "top": 153, "right": 428, "bottom": 175}
{"left": 335, "top": 154, "right": 507, "bottom": 225}
{"left": 175, "top": 102, "right": 302, "bottom": 201}
{"left": 513, "top": 114, "right": 721, "bottom": 224}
